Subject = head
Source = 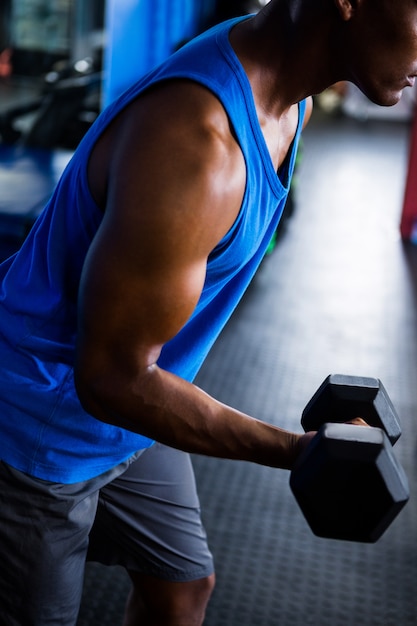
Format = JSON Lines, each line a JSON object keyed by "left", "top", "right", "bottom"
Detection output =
{"left": 245, "top": 0, "right": 417, "bottom": 106}
{"left": 334, "top": 0, "right": 417, "bottom": 106}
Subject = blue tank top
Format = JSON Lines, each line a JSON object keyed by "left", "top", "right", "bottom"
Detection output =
{"left": 0, "top": 17, "right": 306, "bottom": 482}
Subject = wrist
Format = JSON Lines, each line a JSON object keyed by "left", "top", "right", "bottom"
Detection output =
{"left": 289, "top": 431, "right": 316, "bottom": 470}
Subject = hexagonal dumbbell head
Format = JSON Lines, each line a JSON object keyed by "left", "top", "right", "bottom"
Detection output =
{"left": 301, "top": 374, "right": 401, "bottom": 445}
{"left": 290, "top": 424, "right": 409, "bottom": 542}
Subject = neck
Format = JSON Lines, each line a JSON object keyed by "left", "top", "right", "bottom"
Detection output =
{"left": 230, "top": 0, "right": 346, "bottom": 117}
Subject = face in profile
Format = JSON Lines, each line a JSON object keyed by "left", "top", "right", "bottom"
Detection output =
{"left": 343, "top": 0, "right": 417, "bottom": 107}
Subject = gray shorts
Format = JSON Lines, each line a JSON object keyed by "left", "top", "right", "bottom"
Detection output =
{"left": 0, "top": 443, "right": 214, "bottom": 626}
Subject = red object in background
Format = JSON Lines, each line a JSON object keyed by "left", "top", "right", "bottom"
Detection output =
{"left": 400, "top": 106, "right": 417, "bottom": 241}
{"left": 0, "top": 48, "right": 12, "bottom": 77}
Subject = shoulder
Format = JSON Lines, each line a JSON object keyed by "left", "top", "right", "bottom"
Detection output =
{"left": 302, "top": 96, "right": 314, "bottom": 128}
{"left": 89, "top": 78, "right": 247, "bottom": 255}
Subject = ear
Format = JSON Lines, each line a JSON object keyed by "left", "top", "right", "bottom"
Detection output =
{"left": 333, "top": 0, "right": 359, "bottom": 21}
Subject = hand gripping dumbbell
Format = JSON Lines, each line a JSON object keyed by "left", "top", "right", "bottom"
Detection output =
{"left": 290, "top": 374, "right": 409, "bottom": 543}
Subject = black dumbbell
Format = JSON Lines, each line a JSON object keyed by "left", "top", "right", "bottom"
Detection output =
{"left": 290, "top": 374, "right": 409, "bottom": 543}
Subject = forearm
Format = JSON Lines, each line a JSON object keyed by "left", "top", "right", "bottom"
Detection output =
{"left": 75, "top": 363, "right": 302, "bottom": 471}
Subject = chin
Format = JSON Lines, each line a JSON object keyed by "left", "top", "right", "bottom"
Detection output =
{"left": 366, "top": 89, "right": 403, "bottom": 108}
{"left": 355, "top": 77, "right": 405, "bottom": 108}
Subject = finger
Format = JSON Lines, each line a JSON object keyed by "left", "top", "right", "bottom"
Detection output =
{"left": 346, "top": 417, "right": 370, "bottom": 427}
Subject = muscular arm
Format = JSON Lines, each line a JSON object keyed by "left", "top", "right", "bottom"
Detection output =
{"left": 75, "top": 81, "right": 304, "bottom": 470}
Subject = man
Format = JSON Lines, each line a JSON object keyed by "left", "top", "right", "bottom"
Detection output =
{"left": 0, "top": 1, "right": 415, "bottom": 624}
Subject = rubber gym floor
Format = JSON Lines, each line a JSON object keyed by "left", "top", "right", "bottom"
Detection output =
{"left": 4, "top": 105, "right": 417, "bottom": 624}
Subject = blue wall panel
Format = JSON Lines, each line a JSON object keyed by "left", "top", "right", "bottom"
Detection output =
{"left": 103, "top": 0, "right": 217, "bottom": 106}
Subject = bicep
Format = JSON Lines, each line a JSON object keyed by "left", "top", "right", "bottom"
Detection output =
{"left": 77, "top": 87, "right": 245, "bottom": 378}
{"left": 77, "top": 212, "right": 208, "bottom": 374}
